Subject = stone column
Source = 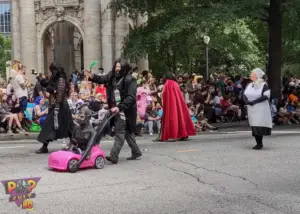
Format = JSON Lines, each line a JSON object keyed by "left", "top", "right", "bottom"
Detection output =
{"left": 19, "top": 0, "right": 37, "bottom": 83}
{"left": 84, "top": 0, "right": 101, "bottom": 73}
{"left": 101, "top": 0, "right": 114, "bottom": 73}
{"left": 114, "top": 15, "right": 129, "bottom": 60}
{"left": 136, "top": 14, "right": 149, "bottom": 71}
{"left": 11, "top": 0, "right": 21, "bottom": 61}
{"left": 53, "top": 22, "right": 75, "bottom": 77}
{"left": 74, "top": 30, "right": 82, "bottom": 71}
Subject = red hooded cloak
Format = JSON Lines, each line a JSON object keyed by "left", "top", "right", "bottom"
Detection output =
{"left": 160, "top": 79, "right": 196, "bottom": 141}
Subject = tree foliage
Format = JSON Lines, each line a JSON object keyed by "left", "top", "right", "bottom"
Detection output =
{"left": 113, "top": 0, "right": 300, "bottom": 80}
{"left": 0, "top": 35, "right": 11, "bottom": 78}
{"left": 114, "top": 0, "right": 268, "bottom": 76}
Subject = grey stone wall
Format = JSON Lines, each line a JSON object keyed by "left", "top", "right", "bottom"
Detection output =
{"left": 19, "top": 0, "right": 37, "bottom": 82}
{"left": 83, "top": 0, "right": 101, "bottom": 73}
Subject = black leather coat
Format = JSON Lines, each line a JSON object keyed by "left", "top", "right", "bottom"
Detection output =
{"left": 90, "top": 71, "right": 137, "bottom": 133}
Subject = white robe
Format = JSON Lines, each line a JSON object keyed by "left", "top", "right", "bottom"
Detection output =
{"left": 244, "top": 82, "right": 272, "bottom": 128}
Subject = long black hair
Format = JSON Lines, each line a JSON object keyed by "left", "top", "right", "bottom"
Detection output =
{"left": 48, "top": 62, "right": 70, "bottom": 95}
{"left": 112, "top": 58, "right": 132, "bottom": 77}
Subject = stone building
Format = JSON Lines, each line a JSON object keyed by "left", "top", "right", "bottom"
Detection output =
{"left": 0, "top": 0, "right": 11, "bottom": 37}
{"left": 10, "top": 0, "right": 148, "bottom": 82}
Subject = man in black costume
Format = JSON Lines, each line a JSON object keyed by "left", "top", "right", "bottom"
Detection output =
{"left": 86, "top": 58, "right": 142, "bottom": 164}
{"left": 36, "top": 63, "right": 73, "bottom": 154}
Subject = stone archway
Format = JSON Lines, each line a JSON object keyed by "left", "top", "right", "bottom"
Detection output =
{"left": 37, "top": 16, "right": 84, "bottom": 75}
{"left": 34, "top": 0, "right": 84, "bottom": 74}
{"left": 40, "top": 20, "right": 84, "bottom": 76}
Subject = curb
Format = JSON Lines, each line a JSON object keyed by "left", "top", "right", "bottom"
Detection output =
{"left": 0, "top": 133, "right": 39, "bottom": 141}
{"left": 0, "top": 131, "right": 299, "bottom": 145}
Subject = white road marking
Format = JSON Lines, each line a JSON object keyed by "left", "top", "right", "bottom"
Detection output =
{"left": 0, "top": 146, "right": 25, "bottom": 150}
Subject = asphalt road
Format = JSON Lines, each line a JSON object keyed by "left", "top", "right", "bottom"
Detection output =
{"left": 0, "top": 130, "right": 300, "bottom": 214}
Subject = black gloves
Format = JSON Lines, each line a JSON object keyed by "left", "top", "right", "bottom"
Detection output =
{"left": 246, "top": 95, "right": 269, "bottom": 106}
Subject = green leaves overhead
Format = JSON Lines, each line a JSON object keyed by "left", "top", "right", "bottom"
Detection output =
{"left": 0, "top": 35, "right": 11, "bottom": 78}
{"left": 113, "top": 0, "right": 300, "bottom": 76}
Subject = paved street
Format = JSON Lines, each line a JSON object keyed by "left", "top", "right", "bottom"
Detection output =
{"left": 0, "top": 130, "right": 300, "bottom": 214}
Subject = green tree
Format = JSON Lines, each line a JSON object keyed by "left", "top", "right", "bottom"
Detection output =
{"left": 113, "top": 0, "right": 300, "bottom": 98}
{"left": 0, "top": 35, "right": 11, "bottom": 79}
{"left": 121, "top": 6, "right": 262, "bottom": 70}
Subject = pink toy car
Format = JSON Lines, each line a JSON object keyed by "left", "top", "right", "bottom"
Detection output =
{"left": 48, "top": 145, "right": 105, "bottom": 172}
{"left": 48, "top": 110, "right": 117, "bottom": 173}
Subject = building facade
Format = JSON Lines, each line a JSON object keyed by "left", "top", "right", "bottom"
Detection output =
{"left": 0, "top": 0, "right": 11, "bottom": 37}
{"left": 10, "top": 0, "right": 148, "bottom": 82}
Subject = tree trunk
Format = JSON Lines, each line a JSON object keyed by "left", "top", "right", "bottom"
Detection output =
{"left": 267, "top": 0, "right": 282, "bottom": 99}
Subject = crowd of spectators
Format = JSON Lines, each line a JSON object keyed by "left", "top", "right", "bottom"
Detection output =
{"left": 0, "top": 63, "right": 300, "bottom": 137}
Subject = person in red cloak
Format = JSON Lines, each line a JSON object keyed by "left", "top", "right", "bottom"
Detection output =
{"left": 155, "top": 72, "right": 196, "bottom": 141}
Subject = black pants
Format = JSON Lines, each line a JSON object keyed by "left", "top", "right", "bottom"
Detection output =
{"left": 109, "top": 113, "right": 142, "bottom": 160}
{"left": 102, "top": 123, "right": 111, "bottom": 136}
{"left": 254, "top": 135, "right": 263, "bottom": 145}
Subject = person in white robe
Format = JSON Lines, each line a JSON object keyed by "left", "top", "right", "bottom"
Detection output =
{"left": 243, "top": 68, "right": 272, "bottom": 150}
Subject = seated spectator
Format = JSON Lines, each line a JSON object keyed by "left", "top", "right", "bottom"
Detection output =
{"left": 6, "top": 94, "right": 20, "bottom": 114}
{"left": 89, "top": 93, "right": 104, "bottom": 114}
{"left": 226, "top": 80, "right": 234, "bottom": 92}
{"left": 188, "top": 102, "right": 217, "bottom": 131}
{"left": 188, "top": 102, "right": 202, "bottom": 131}
{"left": 68, "top": 92, "right": 84, "bottom": 119}
{"left": 79, "top": 81, "right": 91, "bottom": 102}
{"left": 220, "top": 94, "right": 242, "bottom": 120}
{"left": 193, "top": 87, "right": 205, "bottom": 116}
{"left": 144, "top": 105, "right": 161, "bottom": 135}
{"left": 287, "top": 101, "right": 300, "bottom": 122}
{"left": 278, "top": 102, "right": 295, "bottom": 124}
{"left": 198, "top": 118, "right": 218, "bottom": 131}
{"left": 0, "top": 93, "right": 27, "bottom": 135}
{"left": 135, "top": 114, "right": 144, "bottom": 137}
{"left": 213, "top": 90, "right": 223, "bottom": 115}
{"left": 203, "top": 87, "right": 217, "bottom": 122}
{"left": 69, "top": 82, "right": 76, "bottom": 97}
{"left": 154, "top": 103, "right": 163, "bottom": 117}
{"left": 95, "top": 84, "right": 107, "bottom": 101}
{"left": 32, "top": 96, "right": 48, "bottom": 127}
{"left": 288, "top": 88, "right": 298, "bottom": 104}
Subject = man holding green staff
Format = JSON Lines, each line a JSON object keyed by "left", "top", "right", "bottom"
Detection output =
{"left": 86, "top": 58, "right": 142, "bottom": 164}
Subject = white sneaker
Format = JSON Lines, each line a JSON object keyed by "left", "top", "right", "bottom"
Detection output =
{"left": 149, "top": 132, "right": 153, "bottom": 136}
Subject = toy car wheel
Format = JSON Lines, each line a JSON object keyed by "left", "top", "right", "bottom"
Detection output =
{"left": 68, "top": 159, "right": 79, "bottom": 173}
{"left": 95, "top": 156, "right": 105, "bottom": 169}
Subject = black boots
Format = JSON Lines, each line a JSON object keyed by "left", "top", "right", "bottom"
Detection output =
{"left": 105, "top": 156, "right": 118, "bottom": 164}
{"left": 252, "top": 143, "right": 263, "bottom": 150}
{"left": 126, "top": 153, "right": 142, "bottom": 160}
{"left": 106, "top": 153, "right": 142, "bottom": 164}
{"left": 35, "top": 143, "right": 49, "bottom": 154}
{"left": 253, "top": 136, "right": 263, "bottom": 150}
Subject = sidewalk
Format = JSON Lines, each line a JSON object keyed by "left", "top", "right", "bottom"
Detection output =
{"left": 0, "top": 122, "right": 247, "bottom": 141}
{"left": 213, "top": 121, "right": 248, "bottom": 129}
{"left": 0, "top": 122, "right": 298, "bottom": 142}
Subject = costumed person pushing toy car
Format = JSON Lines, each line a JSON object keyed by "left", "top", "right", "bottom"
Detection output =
{"left": 85, "top": 58, "right": 142, "bottom": 164}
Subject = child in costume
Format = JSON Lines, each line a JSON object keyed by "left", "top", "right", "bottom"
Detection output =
{"left": 70, "top": 104, "right": 93, "bottom": 154}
